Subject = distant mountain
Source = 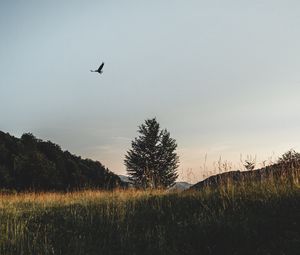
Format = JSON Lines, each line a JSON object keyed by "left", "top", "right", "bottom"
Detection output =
{"left": 119, "top": 175, "right": 192, "bottom": 191}
{"left": 0, "top": 131, "right": 123, "bottom": 191}
{"left": 118, "top": 175, "right": 131, "bottom": 183}
{"left": 169, "top": 181, "right": 192, "bottom": 191}
{"left": 118, "top": 175, "right": 134, "bottom": 188}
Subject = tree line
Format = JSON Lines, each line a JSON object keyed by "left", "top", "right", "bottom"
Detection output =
{"left": 0, "top": 131, "right": 122, "bottom": 191}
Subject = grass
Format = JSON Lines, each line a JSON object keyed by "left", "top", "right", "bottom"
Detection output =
{"left": 1, "top": 169, "right": 300, "bottom": 255}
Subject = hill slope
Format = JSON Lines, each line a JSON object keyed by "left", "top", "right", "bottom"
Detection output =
{"left": 189, "top": 162, "right": 300, "bottom": 191}
{"left": 0, "top": 131, "right": 122, "bottom": 191}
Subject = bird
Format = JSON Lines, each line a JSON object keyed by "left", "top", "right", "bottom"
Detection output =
{"left": 90, "top": 62, "right": 104, "bottom": 74}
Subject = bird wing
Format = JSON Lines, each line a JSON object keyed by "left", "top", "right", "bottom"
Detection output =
{"left": 98, "top": 62, "right": 104, "bottom": 71}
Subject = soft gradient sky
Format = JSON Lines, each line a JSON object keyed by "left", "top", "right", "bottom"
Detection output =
{"left": 1, "top": 1, "right": 300, "bottom": 182}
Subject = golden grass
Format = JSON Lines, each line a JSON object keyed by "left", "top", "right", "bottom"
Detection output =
{"left": 0, "top": 189, "right": 168, "bottom": 211}
{"left": 1, "top": 168, "right": 300, "bottom": 255}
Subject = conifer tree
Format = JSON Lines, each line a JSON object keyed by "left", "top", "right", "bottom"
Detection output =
{"left": 124, "top": 118, "right": 179, "bottom": 189}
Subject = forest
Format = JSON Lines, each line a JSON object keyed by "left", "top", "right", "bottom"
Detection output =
{"left": 0, "top": 131, "right": 122, "bottom": 191}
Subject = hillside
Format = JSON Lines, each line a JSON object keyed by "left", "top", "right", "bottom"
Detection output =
{"left": 189, "top": 160, "right": 300, "bottom": 191}
{"left": 0, "top": 131, "right": 122, "bottom": 191}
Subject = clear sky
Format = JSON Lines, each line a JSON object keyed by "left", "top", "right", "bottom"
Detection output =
{"left": 1, "top": 1, "right": 300, "bottom": 182}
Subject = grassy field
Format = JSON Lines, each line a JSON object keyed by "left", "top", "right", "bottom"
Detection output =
{"left": 1, "top": 170, "right": 300, "bottom": 255}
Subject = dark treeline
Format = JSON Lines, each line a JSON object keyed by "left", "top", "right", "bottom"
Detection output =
{"left": 0, "top": 131, "right": 122, "bottom": 191}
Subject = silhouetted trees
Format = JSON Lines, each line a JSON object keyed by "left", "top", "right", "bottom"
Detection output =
{"left": 0, "top": 131, "right": 122, "bottom": 191}
{"left": 124, "top": 118, "right": 179, "bottom": 189}
{"left": 277, "top": 149, "right": 300, "bottom": 166}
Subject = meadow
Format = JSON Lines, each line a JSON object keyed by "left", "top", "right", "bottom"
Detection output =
{"left": 1, "top": 168, "right": 300, "bottom": 255}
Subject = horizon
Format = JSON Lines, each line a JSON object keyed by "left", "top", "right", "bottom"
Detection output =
{"left": 1, "top": 1, "right": 300, "bottom": 183}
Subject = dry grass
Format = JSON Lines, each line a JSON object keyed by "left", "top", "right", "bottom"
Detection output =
{"left": 0, "top": 189, "right": 165, "bottom": 208}
{"left": 1, "top": 168, "right": 300, "bottom": 255}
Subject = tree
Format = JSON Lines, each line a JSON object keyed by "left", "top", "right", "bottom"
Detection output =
{"left": 278, "top": 149, "right": 300, "bottom": 166}
{"left": 124, "top": 118, "right": 179, "bottom": 189}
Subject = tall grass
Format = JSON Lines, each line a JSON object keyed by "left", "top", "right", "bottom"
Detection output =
{"left": 1, "top": 168, "right": 300, "bottom": 255}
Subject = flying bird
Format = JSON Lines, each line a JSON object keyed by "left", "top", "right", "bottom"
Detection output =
{"left": 90, "top": 62, "right": 104, "bottom": 74}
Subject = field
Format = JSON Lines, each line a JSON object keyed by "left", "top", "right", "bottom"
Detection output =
{"left": 1, "top": 170, "right": 300, "bottom": 255}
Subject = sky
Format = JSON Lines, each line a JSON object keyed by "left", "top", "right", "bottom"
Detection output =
{"left": 1, "top": 0, "right": 300, "bottom": 183}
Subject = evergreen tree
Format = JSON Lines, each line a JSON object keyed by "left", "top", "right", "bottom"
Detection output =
{"left": 124, "top": 118, "right": 179, "bottom": 189}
